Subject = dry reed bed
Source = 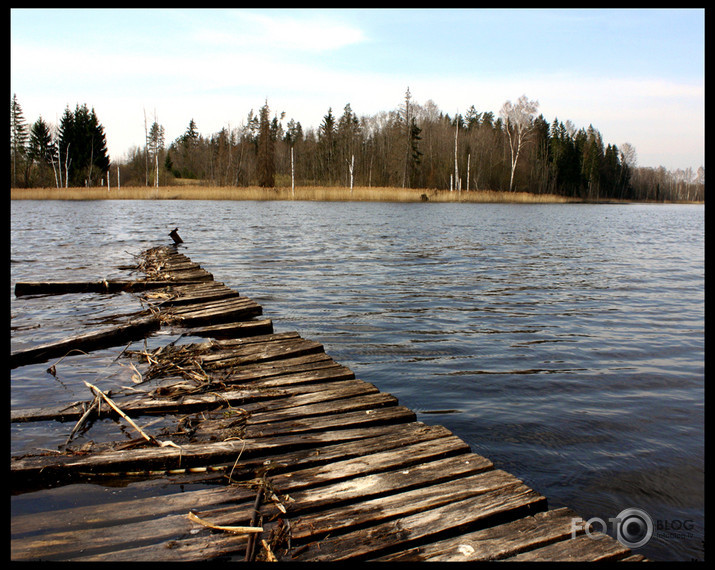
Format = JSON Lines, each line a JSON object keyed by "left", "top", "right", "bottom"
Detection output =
{"left": 11, "top": 185, "right": 580, "bottom": 203}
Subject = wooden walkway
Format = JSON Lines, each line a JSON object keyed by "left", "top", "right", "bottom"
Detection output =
{"left": 11, "top": 245, "right": 648, "bottom": 562}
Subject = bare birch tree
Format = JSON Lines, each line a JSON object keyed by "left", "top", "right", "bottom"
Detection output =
{"left": 500, "top": 95, "right": 539, "bottom": 191}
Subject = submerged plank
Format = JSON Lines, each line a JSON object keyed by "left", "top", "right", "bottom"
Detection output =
{"left": 10, "top": 315, "right": 160, "bottom": 369}
{"left": 11, "top": 410, "right": 417, "bottom": 485}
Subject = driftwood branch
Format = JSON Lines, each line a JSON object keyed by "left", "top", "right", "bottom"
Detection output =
{"left": 83, "top": 381, "right": 180, "bottom": 449}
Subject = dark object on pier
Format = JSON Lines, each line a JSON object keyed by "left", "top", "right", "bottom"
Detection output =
{"left": 169, "top": 227, "right": 183, "bottom": 244}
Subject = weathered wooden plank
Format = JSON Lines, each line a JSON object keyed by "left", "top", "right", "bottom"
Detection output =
{"left": 11, "top": 485, "right": 256, "bottom": 538}
{"left": 231, "top": 422, "right": 459, "bottom": 483}
{"left": 502, "top": 531, "right": 633, "bottom": 562}
{"left": 70, "top": 533, "right": 249, "bottom": 562}
{"left": 10, "top": 373, "right": 368, "bottom": 423}
{"left": 158, "top": 269, "right": 213, "bottom": 282}
{"left": 276, "top": 452, "right": 494, "bottom": 520}
{"left": 184, "top": 318, "right": 273, "bottom": 338}
{"left": 220, "top": 353, "right": 343, "bottom": 382}
{"left": 11, "top": 408, "right": 417, "bottom": 484}
{"left": 169, "top": 298, "right": 262, "bottom": 326}
{"left": 201, "top": 338, "right": 324, "bottom": 369}
{"left": 213, "top": 330, "right": 301, "bottom": 346}
{"left": 14, "top": 280, "right": 206, "bottom": 297}
{"left": 289, "top": 483, "right": 547, "bottom": 561}
{"left": 142, "top": 286, "right": 242, "bottom": 308}
{"left": 242, "top": 404, "right": 416, "bottom": 440}
{"left": 10, "top": 315, "right": 160, "bottom": 369}
{"left": 11, "top": 499, "right": 244, "bottom": 561}
{"left": 187, "top": 392, "right": 400, "bottom": 442}
{"left": 373, "top": 506, "right": 586, "bottom": 561}
{"left": 169, "top": 296, "right": 259, "bottom": 315}
{"left": 289, "top": 468, "right": 520, "bottom": 543}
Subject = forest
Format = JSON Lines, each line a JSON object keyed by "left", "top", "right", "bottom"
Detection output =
{"left": 10, "top": 91, "right": 704, "bottom": 202}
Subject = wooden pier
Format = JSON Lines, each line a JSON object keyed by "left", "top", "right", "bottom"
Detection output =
{"left": 11, "top": 245, "right": 648, "bottom": 562}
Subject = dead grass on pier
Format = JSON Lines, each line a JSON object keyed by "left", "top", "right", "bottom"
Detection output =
{"left": 11, "top": 185, "right": 579, "bottom": 203}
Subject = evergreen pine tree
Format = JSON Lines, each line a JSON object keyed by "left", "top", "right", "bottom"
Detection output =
{"left": 256, "top": 101, "right": 275, "bottom": 187}
{"left": 58, "top": 104, "right": 110, "bottom": 186}
{"left": 10, "top": 94, "right": 29, "bottom": 187}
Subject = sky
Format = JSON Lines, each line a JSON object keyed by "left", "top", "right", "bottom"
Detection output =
{"left": 11, "top": 8, "right": 704, "bottom": 172}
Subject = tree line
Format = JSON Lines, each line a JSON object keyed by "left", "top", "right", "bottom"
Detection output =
{"left": 10, "top": 91, "right": 704, "bottom": 202}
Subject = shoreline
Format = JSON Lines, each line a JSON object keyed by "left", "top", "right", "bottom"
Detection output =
{"left": 10, "top": 185, "right": 702, "bottom": 205}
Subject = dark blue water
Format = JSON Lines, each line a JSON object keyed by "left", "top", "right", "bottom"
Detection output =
{"left": 10, "top": 200, "right": 704, "bottom": 561}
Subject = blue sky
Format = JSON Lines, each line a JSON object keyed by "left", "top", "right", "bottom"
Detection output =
{"left": 11, "top": 8, "right": 704, "bottom": 171}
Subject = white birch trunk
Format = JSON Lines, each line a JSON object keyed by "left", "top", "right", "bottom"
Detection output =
{"left": 454, "top": 120, "right": 459, "bottom": 192}
{"left": 290, "top": 146, "right": 295, "bottom": 197}
{"left": 466, "top": 153, "right": 470, "bottom": 192}
{"left": 349, "top": 154, "right": 355, "bottom": 192}
{"left": 64, "top": 143, "right": 71, "bottom": 188}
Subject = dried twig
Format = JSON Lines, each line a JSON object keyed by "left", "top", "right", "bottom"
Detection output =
{"left": 186, "top": 511, "right": 263, "bottom": 535}
{"left": 246, "top": 486, "right": 265, "bottom": 561}
{"left": 64, "top": 393, "right": 100, "bottom": 447}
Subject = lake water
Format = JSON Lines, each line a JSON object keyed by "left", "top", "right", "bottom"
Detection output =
{"left": 10, "top": 199, "right": 704, "bottom": 561}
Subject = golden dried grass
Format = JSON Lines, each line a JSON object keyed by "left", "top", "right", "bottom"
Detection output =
{"left": 11, "top": 185, "right": 580, "bottom": 203}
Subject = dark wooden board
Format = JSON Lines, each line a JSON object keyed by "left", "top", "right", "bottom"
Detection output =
{"left": 10, "top": 315, "right": 160, "bottom": 369}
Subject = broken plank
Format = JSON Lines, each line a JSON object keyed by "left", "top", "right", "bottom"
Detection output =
{"left": 10, "top": 315, "right": 160, "bottom": 369}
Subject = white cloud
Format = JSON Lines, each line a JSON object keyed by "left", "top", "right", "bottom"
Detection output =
{"left": 192, "top": 10, "right": 367, "bottom": 53}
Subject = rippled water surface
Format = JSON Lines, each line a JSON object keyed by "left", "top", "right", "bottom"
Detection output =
{"left": 11, "top": 199, "right": 704, "bottom": 561}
